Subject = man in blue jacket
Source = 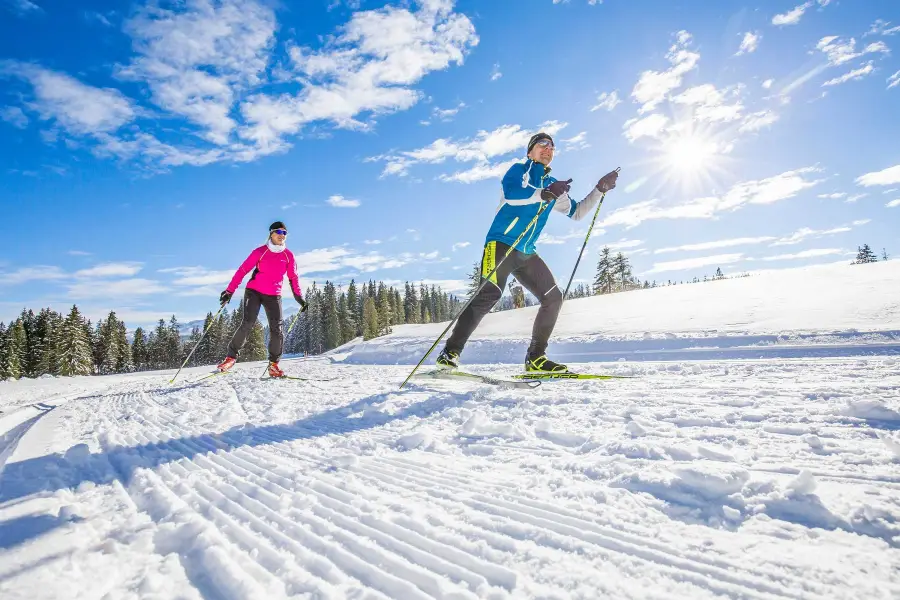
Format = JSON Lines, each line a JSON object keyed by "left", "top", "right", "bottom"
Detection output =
{"left": 437, "top": 132, "right": 619, "bottom": 373}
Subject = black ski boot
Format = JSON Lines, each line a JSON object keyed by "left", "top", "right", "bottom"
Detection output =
{"left": 525, "top": 355, "right": 568, "bottom": 373}
{"left": 436, "top": 348, "right": 460, "bottom": 369}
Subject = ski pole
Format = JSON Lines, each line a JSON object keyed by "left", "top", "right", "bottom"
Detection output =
{"left": 169, "top": 302, "right": 228, "bottom": 384}
{"left": 562, "top": 167, "right": 619, "bottom": 299}
{"left": 400, "top": 201, "right": 552, "bottom": 390}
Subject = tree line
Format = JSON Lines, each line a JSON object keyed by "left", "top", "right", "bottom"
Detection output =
{"left": 0, "top": 279, "right": 463, "bottom": 381}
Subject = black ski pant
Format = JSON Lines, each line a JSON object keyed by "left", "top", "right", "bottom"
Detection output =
{"left": 227, "top": 288, "right": 284, "bottom": 362}
{"left": 445, "top": 241, "right": 563, "bottom": 361}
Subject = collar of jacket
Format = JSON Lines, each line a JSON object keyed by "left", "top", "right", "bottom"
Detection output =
{"left": 524, "top": 158, "right": 552, "bottom": 182}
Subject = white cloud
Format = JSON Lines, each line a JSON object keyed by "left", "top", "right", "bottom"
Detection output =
{"left": 160, "top": 266, "right": 234, "bottom": 287}
{"left": 590, "top": 90, "right": 620, "bottom": 112}
{"left": 605, "top": 239, "right": 644, "bottom": 251}
{"left": 817, "top": 192, "right": 846, "bottom": 199}
{"left": 0, "top": 266, "right": 66, "bottom": 285}
{"left": 490, "top": 63, "right": 502, "bottom": 81}
{"left": 770, "top": 225, "right": 852, "bottom": 246}
{"left": 672, "top": 84, "right": 744, "bottom": 123}
{"left": 599, "top": 167, "right": 823, "bottom": 229}
{"left": 452, "top": 241, "right": 470, "bottom": 251}
{"left": 281, "top": 201, "right": 298, "bottom": 210}
{"left": 866, "top": 20, "right": 900, "bottom": 37}
{"left": 645, "top": 253, "right": 744, "bottom": 274}
{"left": 1, "top": 62, "right": 136, "bottom": 136}
{"left": 739, "top": 110, "right": 779, "bottom": 132}
{"left": 433, "top": 102, "right": 465, "bottom": 121}
{"left": 823, "top": 62, "right": 876, "bottom": 86}
{"left": 562, "top": 131, "right": 589, "bottom": 151}
{"left": 762, "top": 79, "right": 774, "bottom": 89}
{"left": 816, "top": 36, "right": 889, "bottom": 67}
{"left": 326, "top": 194, "right": 360, "bottom": 208}
{"left": 5, "top": 0, "right": 42, "bottom": 16}
{"left": 623, "top": 113, "right": 669, "bottom": 142}
{"left": 364, "top": 239, "right": 382, "bottom": 245}
{"left": 888, "top": 70, "right": 900, "bottom": 89}
{"left": 68, "top": 278, "right": 169, "bottom": 299}
{"left": 439, "top": 158, "right": 518, "bottom": 184}
{"left": 772, "top": 2, "right": 812, "bottom": 26}
{"left": 735, "top": 32, "right": 761, "bottom": 56}
{"left": 762, "top": 248, "right": 843, "bottom": 261}
{"left": 631, "top": 31, "right": 699, "bottom": 114}
{"left": 655, "top": 236, "right": 776, "bottom": 254}
{"left": 68, "top": 250, "right": 92, "bottom": 256}
{"left": 75, "top": 262, "right": 143, "bottom": 278}
{"left": 856, "top": 164, "right": 900, "bottom": 187}
{"left": 886, "top": 199, "right": 900, "bottom": 208}
{"left": 0, "top": 106, "right": 28, "bottom": 128}
{"left": 845, "top": 193, "right": 868, "bottom": 203}
{"left": 372, "top": 120, "right": 566, "bottom": 179}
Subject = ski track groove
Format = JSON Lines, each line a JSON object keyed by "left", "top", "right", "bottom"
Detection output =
{"left": 79, "top": 377, "right": 895, "bottom": 600}
{"left": 131, "top": 392, "right": 491, "bottom": 600}
{"left": 234, "top": 423, "right": 820, "bottom": 600}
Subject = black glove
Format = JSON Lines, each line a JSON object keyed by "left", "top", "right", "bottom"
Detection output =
{"left": 295, "top": 294, "right": 308, "bottom": 312}
{"left": 541, "top": 178, "right": 572, "bottom": 201}
{"left": 219, "top": 290, "right": 233, "bottom": 305}
{"left": 596, "top": 169, "right": 619, "bottom": 193}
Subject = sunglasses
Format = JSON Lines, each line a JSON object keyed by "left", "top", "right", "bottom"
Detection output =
{"left": 534, "top": 140, "right": 554, "bottom": 149}
{"left": 272, "top": 229, "right": 288, "bottom": 235}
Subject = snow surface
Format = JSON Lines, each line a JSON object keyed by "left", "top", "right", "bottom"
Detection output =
{"left": 1, "top": 261, "right": 899, "bottom": 599}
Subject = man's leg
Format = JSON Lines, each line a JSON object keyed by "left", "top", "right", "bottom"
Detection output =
{"left": 444, "top": 241, "right": 514, "bottom": 356}
{"left": 512, "top": 254, "right": 563, "bottom": 362}
{"left": 260, "top": 293, "right": 284, "bottom": 362}
{"left": 226, "top": 289, "right": 263, "bottom": 358}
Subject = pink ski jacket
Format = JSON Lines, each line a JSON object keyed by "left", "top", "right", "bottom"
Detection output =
{"left": 226, "top": 245, "right": 302, "bottom": 298}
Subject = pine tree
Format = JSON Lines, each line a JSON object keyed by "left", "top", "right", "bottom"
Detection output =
{"left": 0, "top": 323, "right": 8, "bottom": 380}
{"left": 322, "top": 281, "right": 341, "bottom": 350}
{"left": 854, "top": 244, "right": 878, "bottom": 264}
{"left": 346, "top": 280, "right": 359, "bottom": 338}
{"left": 91, "top": 320, "right": 104, "bottom": 374}
{"left": 715, "top": 267, "right": 724, "bottom": 280}
{"left": 883, "top": 248, "right": 890, "bottom": 261}
{"left": 99, "top": 311, "right": 121, "bottom": 375}
{"left": 59, "top": 305, "right": 93, "bottom": 376}
{"left": 19, "top": 309, "right": 37, "bottom": 377}
{"left": 467, "top": 261, "right": 481, "bottom": 299}
{"left": 116, "top": 322, "right": 133, "bottom": 373}
{"left": 362, "top": 297, "right": 379, "bottom": 340}
{"left": 404, "top": 282, "right": 420, "bottom": 324}
{"left": 167, "top": 316, "right": 182, "bottom": 368}
{"left": 613, "top": 252, "right": 632, "bottom": 291}
{"left": 185, "top": 326, "right": 202, "bottom": 367}
{"left": 377, "top": 283, "right": 392, "bottom": 335}
{"left": 132, "top": 327, "right": 148, "bottom": 371}
{"left": 4, "top": 320, "right": 26, "bottom": 380}
{"left": 594, "top": 246, "right": 614, "bottom": 295}
{"left": 243, "top": 322, "right": 267, "bottom": 362}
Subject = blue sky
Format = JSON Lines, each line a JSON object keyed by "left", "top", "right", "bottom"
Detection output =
{"left": 1, "top": 0, "right": 899, "bottom": 327}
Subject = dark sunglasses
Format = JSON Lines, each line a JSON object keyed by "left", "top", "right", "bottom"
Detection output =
{"left": 272, "top": 229, "right": 288, "bottom": 235}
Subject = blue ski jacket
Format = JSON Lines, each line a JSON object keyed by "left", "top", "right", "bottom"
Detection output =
{"left": 485, "top": 159, "right": 606, "bottom": 254}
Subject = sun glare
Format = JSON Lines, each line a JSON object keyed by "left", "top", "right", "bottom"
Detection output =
{"left": 664, "top": 135, "right": 715, "bottom": 172}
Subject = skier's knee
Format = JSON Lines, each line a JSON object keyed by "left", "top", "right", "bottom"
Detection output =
{"left": 542, "top": 285, "right": 562, "bottom": 308}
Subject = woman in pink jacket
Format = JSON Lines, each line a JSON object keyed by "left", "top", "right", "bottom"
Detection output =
{"left": 216, "top": 221, "right": 307, "bottom": 377}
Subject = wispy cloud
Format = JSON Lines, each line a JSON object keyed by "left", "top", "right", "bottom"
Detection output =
{"left": 0, "top": 265, "right": 66, "bottom": 285}
{"left": 856, "top": 164, "right": 900, "bottom": 187}
{"left": 74, "top": 262, "right": 143, "bottom": 278}
{"left": 654, "top": 236, "right": 776, "bottom": 254}
{"left": 816, "top": 36, "right": 889, "bottom": 67}
{"left": 160, "top": 266, "right": 233, "bottom": 287}
{"left": 364, "top": 239, "right": 381, "bottom": 245}
{"left": 562, "top": 131, "right": 589, "bottom": 151}
{"left": 817, "top": 192, "right": 846, "bottom": 199}
{"left": 68, "top": 250, "right": 92, "bottom": 256}
{"left": 845, "top": 193, "right": 868, "bottom": 203}
{"left": 5, "top": 0, "right": 42, "bottom": 16}
{"left": 886, "top": 199, "right": 900, "bottom": 208}
{"left": 281, "top": 201, "right": 298, "bottom": 210}
{"left": 888, "top": 70, "right": 900, "bottom": 89}
{"left": 823, "top": 62, "right": 876, "bottom": 87}
{"left": 772, "top": 0, "right": 831, "bottom": 26}
{"left": 600, "top": 167, "right": 824, "bottom": 229}
{"left": 590, "top": 90, "right": 620, "bottom": 112}
{"left": 326, "top": 195, "right": 360, "bottom": 208}
{"left": 761, "top": 248, "right": 843, "bottom": 261}
{"left": 739, "top": 110, "right": 779, "bottom": 133}
{"left": 68, "top": 278, "right": 169, "bottom": 299}
{"left": 645, "top": 253, "right": 743, "bottom": 274}
{"left": 0, "top": 106, "right": 29, "bottom": 128}
{"left": 490, "top": 63, "right": 502, "bottom": 81}
{"left": 452, "top": 241, "right": 470, "bottom": 252}
{"left": 866, "top": 19, "right": 900, "bottom": 37}
{"left": 631, "top": 31, "right": 699, "bottom": 114}
{"left": 432, "top": 102, "right": 466, "bottom": 121}
{"left": 769, "top": 225, "right": 854, "bottom": 246}
{"left": 762, "top": 79, "right": 774, "bottom": 89}
{"left": 735, "top": 32, "right": 761, "bottom": 56}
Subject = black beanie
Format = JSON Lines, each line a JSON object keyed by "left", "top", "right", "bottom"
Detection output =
{"left": 269, "top": 221, "right": 287, "bottom": 232}
{"left": 527, "top": 132, "right": 554, "bottom": 154}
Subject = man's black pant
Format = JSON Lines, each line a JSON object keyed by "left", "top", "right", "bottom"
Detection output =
{"left": 445, "top": 241, "right": 562, "bottom": 360}
{"left": 227, "top": 288, "right": 284, "bottom": 362}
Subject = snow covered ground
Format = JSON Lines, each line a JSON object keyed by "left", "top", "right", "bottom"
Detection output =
{"left": 1, "top": 262, "right": 899, "bottom": 599}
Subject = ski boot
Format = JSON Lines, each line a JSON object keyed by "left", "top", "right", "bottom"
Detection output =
{"left": 436, "top": 348, "right": 460, "bottom": 369}
{"left": 525, "top": 355, "right": 568, "bottom": 373}
{"left": 267, "top": 361, "right": 286, "bottom": 378}
{"left": 217, "top": 356, "right": 236, "bottom": 372}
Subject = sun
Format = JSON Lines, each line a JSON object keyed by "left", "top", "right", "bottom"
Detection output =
{"left": 641, "top": 119, "right": 735, "bottom": 195}
{"left": 663, "top": 135, "right": 716, "bottom": 173}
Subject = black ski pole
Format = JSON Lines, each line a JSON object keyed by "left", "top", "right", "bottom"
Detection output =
{"left": 562, "top": 167, "right": 619, "bottom": 299}
{"left": 400, "top": 201, "right": 552, "bottom": 389}
{"left": 169, "top": 302, "right": 228, "bottom": 384}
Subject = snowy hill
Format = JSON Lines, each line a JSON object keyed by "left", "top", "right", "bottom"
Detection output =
{"left": 337, "top": 260, "right": 900, "bottom": 365}
{"left": 1, "top": 261, "right": 898, "bottom": 599}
